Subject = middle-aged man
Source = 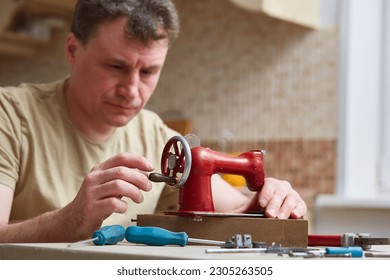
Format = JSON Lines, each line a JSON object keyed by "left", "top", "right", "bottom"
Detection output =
{"left": 0, "top": 0, "right": 307, "bottom": 242}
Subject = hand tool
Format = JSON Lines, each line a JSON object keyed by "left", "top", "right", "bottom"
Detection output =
{"left": 206, "top": 242, "right": 321, "bottom": 255}
{"left": 325, "top": 246, "right": 363, "bottom": 257}
{"left": 308, "top": 233, "right": 390, "bottom": 250}
{"left": 206, "top": 243, "right": 362, "bottom": 258}
{"left": 125, "top": 225, "right": 224, "bottom": 246}
{"left": 68, "top": 225, "right": 125, "bottom": 248}
{"left": 148, "top": 134, "right": 265, "bottom": 213}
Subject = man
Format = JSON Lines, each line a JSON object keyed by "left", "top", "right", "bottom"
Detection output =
{"left": 0, "top": 0, "right": 306, "bottom": 242}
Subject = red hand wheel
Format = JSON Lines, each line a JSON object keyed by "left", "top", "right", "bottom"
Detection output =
{"left": 148, "top": 135, "right": 193, "bottom": 188}
{"left": 160, "top": 135, "right": 192, "bottom": 188}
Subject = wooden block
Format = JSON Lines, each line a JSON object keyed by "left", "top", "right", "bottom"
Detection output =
{"left": 137, "top": 214, "right": 308, "bottom": 248}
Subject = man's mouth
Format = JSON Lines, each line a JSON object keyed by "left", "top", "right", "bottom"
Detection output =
{"left": 107, "top": 102, "right": 138, "bottom": 110}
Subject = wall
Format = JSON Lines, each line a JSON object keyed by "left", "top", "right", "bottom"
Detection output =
{"left": 0, "top": 29, "right": 70, "bottom": 85}
{"left": 149, "top": 0, "right": 339, "bottom": 202}
{"left": 0, "top": 0, "right": 339, "bottom": 206}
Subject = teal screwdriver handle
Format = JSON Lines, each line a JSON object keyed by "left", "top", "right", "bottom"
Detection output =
{"left": 125, "top": 226, "right": 188, "bottom": 246}
{"left": 325, "top": 246, "right": 363, "bottom": 257}
{"left": 92, "top": 225, "right": 126, "bottom": 245}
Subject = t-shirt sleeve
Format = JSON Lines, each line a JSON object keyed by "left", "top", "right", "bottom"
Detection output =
{"left": 0, "top": 91, "right": 21, "bottom": 190}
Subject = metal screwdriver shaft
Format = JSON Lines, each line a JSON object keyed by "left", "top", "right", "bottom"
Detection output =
{"left": 187, "top": 237, "right": 224, "bottom": 246}
{"left": 68, "top": 225, "right": 126, "bottom": 248}
{"left": 68, "top": 236, "right": 100, "bottom": 248}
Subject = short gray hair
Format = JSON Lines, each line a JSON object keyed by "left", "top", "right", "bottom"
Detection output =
{"left": 71, "top": 0, "right": 180, "bottom": 46}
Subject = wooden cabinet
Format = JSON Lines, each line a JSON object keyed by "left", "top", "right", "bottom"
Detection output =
{"left": 230, "top": 0, "right": 321, "bottom": 29}
{"left": 0, "top": 0, "right": 77, "bottom": 56}
{"left": 22, "top": 0, "right": 77, "bottom": 18}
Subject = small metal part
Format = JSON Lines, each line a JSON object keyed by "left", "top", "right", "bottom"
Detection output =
{"left": 252, "top": 241, "right": 267, "bottom": 248}
{"left": 220, "top": 240, "right": 236, "bottom": 248}
{"left": 354, "top": 235, "right": 390, "bottom": 251}
{"left": 167, "top": 154, "right": 178, "bottom": 170}
{"left": 148, "top": 172, "right": 177, "bottom": 185}
{"left": 365, "top": 252, "right": 390, "bottom": 258}
{"left": 288, "top": 252, "right": 318, "bottom": 258}
{"left": 205, "top": 248, "right": 267, "bottom": 254}
{"left": 221, "top": 234, "right": 253, "bottom": 248}
{"left": 343, "top": 233, "right": 373, "bottom": 250}
{"left": 324, "top": 253, "right": 352, "bottom": 258}
{"left": 266, "top": 243, "right": 319, "bottom": 256}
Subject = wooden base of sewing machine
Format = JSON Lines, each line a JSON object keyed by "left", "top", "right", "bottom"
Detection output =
{"left": 136, "top": 214, "right": 308, "bottom": 248}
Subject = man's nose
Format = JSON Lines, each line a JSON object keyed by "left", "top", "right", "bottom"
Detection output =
{"left": 117, "top": 72, "right": 140, "bottom": 98}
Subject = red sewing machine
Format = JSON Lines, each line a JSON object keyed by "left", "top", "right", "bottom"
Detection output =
{"left": 149, "top": 134, "right": 265, "bottom": 214}
{"left": 139, "top": 134, "right": 308, "bottom": 247}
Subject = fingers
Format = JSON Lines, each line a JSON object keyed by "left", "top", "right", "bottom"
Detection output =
{"left": 83, "top": 171, "right": 151, "bottom": 207}
{"left": 97, "top": 197, "right": 129, "bottom": 217}
{"left": 86, "top": 153, "right": 154, "bottom": 202}
{"left": 92, "top": 166, "right": 152, "bottom": 193}
{"left": 92, "top": 152, "right": 154, "bottom": 172}
{"left": 276, "top": 189, "right": 307, "bottom": 219}
{"left": 258, "top": 177, "right": 307, "bottom": 219}
{"left": 96, "top": 179, "right": 145, "bottom": 203}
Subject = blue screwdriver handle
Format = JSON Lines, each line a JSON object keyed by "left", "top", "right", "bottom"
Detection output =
{"left": 125, "top": 226, "right": 188, "bottom": 246}
{"left": 92, "top": 225, "right": 126, "bottom": 245}
{"left": 325, "top": 246, "right": 363, "bottom": 257}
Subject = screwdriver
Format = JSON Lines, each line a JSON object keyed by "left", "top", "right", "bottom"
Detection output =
{"left": 125, "top": 226, "right": 224, "bottom": 246}
{"left": 325, "top": 246, "right": 363, "bottom": 258}
{"left": 68, "top": 225, "right": 126, "bottom": 248}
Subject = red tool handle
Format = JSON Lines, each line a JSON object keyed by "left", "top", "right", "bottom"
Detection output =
{"left": 308, "top": 235, "right": 342, "bottom": 247}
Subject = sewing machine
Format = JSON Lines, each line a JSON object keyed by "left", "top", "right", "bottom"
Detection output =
{"left": 140, "top": 134, "right": 308, "bottom": 247}
{"left": 150, "top": 134, "right": 265, "bottom": 213}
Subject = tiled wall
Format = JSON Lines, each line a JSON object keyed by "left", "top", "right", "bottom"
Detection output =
{"left": 0, "top": 0, "right": 339, "bottom": 203}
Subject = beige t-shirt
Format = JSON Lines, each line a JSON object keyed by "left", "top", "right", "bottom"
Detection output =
{"left": 0, "top": 78, "right": 177, "bottom": 227}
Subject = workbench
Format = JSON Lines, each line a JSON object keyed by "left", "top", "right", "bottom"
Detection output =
{"left": 0, "top": 242, "right": 389, "bottom": 260}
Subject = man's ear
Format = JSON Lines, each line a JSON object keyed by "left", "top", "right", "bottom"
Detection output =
{"left": 65, "top": 33, "right": 79, "bottom": 63}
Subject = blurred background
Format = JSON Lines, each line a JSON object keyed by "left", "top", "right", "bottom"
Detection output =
{"left": 0, "top": 0, "right": 389, "bottom": 235}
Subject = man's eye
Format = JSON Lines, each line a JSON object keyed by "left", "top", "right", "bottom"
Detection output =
{"left": 109, "top": 64, "right": 123, "bottom": 70}
{"left": 141, "top": 70, "right": 152, "bottom": 75}
{"left": 141, "top": 69, "right": 157, "bottom": 76}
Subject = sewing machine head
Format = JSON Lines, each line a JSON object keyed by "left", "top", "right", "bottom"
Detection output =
{"left": 150, "top": 134, "right": 265, "bottom": 213}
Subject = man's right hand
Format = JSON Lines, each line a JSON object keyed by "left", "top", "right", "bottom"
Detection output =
{"left": 63, "top": 152, "right": 154, "bottom": 240}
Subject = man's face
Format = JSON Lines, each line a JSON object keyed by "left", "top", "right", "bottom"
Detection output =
{"left": 66, "top": 17, "right": 169, "bottom": 131}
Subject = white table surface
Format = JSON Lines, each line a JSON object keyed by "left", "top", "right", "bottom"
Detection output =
{"left": 1, "top": 242, "right": 389, "bottom": 260}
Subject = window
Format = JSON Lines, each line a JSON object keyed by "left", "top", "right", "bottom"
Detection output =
{"left": 337, "top": 0, "right": 389, "bottom": 197}
{"left": 379, "top": 0, "right": 390, "bottom": 192}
